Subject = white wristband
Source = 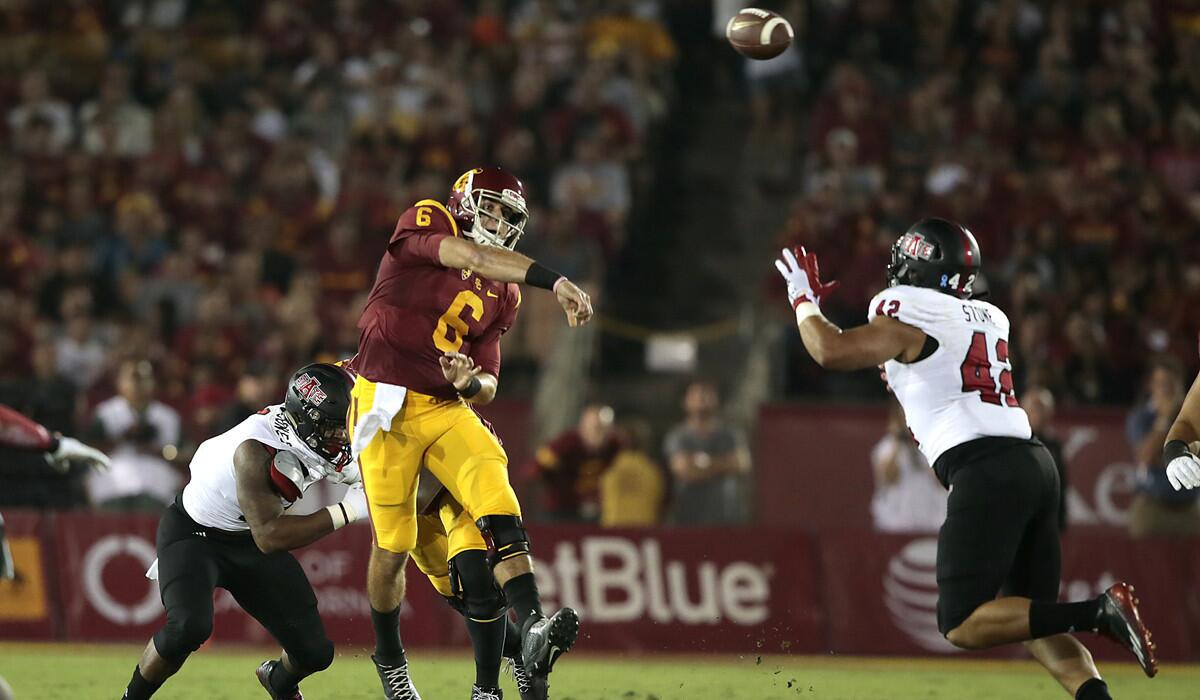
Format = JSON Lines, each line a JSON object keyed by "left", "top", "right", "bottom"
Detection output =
{"left": 794, "top": 301, "right": 822, "bottom": 324}
{"left": 326, "top": 502, "right": 351, "bottom": 530}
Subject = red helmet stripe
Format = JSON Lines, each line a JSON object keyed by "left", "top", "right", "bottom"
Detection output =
{"left": 958, "top": 227, "right": 974, "bottom": 267}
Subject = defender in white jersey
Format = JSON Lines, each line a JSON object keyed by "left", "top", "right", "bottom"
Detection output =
{"left": 775, "top": 218, "right": 1157, "bottom": 699}
{"left": 121, "top": 364, "right": 368, "bottom": 700}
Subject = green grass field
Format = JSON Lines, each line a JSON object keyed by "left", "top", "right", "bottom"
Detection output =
{"left": 0, "top": 643, "right": 1195, "bottom": 699}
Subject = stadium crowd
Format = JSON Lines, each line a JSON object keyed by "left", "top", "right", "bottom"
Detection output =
{"left": 767, "top": 0, "right": 1200, "bottom": 405}
{"left": 0, "top": 0, "right": 676, "bottom": 508}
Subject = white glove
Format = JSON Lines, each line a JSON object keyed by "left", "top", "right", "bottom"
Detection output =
{"left": 327, "top": 483, "right": 368, "bottom": 529}
{"left": 774, "top": 247, "right": 815, "bottom": 308}
{"left": 48, "top": 436, "right": 111, "bottom": 473}
{"left": 1166, "top": 453, "right": 1200, "bottom": 491}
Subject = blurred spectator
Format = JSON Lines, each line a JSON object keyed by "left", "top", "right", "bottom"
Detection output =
{"left": 600, "top": 419, "right": 666, "bottom": 527}
{"left": 78, "top": 65, "right": 154, "bottom": 157}
{"left": 214, "top": 365, "right": 278, "bottom": 435}
{"left": 7, "top": 70, "right": 74, "bottom": 152}
{"left": 86, "top": 360, "right": 181, "bottom": 511}
{"left": 527, "top": 403, "right": 624, "bottom": 523}
{"left": 664, "top": 381, "right": 750, "bottom": 526}
{"left": 1126, "top": 357, "right": 1200, "bottom": 538}
{"left": 1024, "top": 386, "right": 1069, "bottom": 531}
{"left": 869, "top": 401, "right": 944, "bottom": 533}
{"left": 0, "top": 341, "right": 87, "bottom": 508}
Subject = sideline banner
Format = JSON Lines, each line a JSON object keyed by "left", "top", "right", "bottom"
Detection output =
{"left": 524, "top": 525, "right": 825, "bottom": 654}
{"left": 8, "top": 511, "right": 1198, "bottom": 661}
{"left": 49, "top": 513, "right": 450, "bottom": 647}
{"left": 0, "top": 511, "right": 55, "bottom": 639}
{"left": 819, "top": 530, "right": 1195, "bottom": 661}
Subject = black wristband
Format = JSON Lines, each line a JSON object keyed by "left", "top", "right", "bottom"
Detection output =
{"left": 525, "top": 261, "right": 564, "bottom": 290}
{"left": 1164, "top": 439, "right": 1192, "bottom": 463}
{"left": 458, "top": 375, "right": 483, "bottom": 399}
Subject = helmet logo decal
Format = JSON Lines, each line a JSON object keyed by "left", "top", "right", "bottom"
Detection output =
{"left": 293, "top": 373, "right": 328, "bottom": 405}
{"left": 453, "top": 168, "right": 483, "bottom": 193}
{"left": 900, "top": 232, "right": 936, "bottom": 261}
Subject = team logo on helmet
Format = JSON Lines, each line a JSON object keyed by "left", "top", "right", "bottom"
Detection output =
{"left": 453, "top": 168, "right": 483, "bottom": 193}
{"left": 292, "top": 373, "right": 327, "bottom": 406}
{"left": 900, "top": 232, "right": 937, "bottom": 261}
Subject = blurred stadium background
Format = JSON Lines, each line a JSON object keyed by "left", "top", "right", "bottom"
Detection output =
{"left": 2, "top": 0, "right": 1200, "bottom": 698}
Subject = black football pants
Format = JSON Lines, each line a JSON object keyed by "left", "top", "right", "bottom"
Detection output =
{"left": 151, "top": 499, "right": 333, "bottom": 673}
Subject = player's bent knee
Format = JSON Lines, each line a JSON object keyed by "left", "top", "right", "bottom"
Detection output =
{"left": 155, "top": 613, "right": 212, "bottom": 661}
{"left": 289, "top": 636, "right": 335, "bottom": 673}
{"left": 451, "top": 550, "right": 505, "bottom": 620}
{"left": 475, "top": 514, "right": 530, "bottom": 568}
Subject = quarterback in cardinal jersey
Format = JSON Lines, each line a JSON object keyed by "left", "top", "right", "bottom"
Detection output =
{"left": 351, "top": 167, "right": 589, "bottom": 700}
{"left": 775, "top": 218, "right": 1157, "bottom": 700}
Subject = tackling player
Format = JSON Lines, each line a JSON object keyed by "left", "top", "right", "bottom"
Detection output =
{"left": 1161, "top": 336, "right": 1200, "bottom": 492}
{"left": 351, "top": 167, "right": 590, "bottom": 700}
{"left": 121, "top": 364, "right": 368, "bottom": 700}
{"left": 775, "top": 219, "right": 1157, "bottom": 700}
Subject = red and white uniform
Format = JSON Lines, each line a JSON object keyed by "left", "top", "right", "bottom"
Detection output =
{"left": 182, "top": 405, "right": 358, "bottom": 532}
{"left": 868, "top": 285, "right": 1032, "bottom": 466}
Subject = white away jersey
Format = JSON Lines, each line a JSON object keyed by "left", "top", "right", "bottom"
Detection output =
{"left": 868, "top": 285, "right": 1032, "bottom": 466}
{"left": 181, "top": 405, "right": 356, "bottom": 530}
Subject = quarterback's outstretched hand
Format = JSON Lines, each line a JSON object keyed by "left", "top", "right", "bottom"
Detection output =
{"left": 48, "top": 436, "right": 111, "bottom": 473}
{"left": 554, "top": 278, "right": 593, "bottom": 327}
{"left": 440, "top": 352, "right": 482, "bottom": 391}
{"left": 1166, "top": 453, "right": 1200, "bottom": 491}
{"left": 775, "top": 246, "right": 840, "bottom": 309}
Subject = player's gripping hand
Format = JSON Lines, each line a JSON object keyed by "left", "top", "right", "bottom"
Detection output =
{"left": 328, "top": 483, "right": 369, "bottom": 530}
{"left": 553, "top": 278, "right": 593, "bottom": 327}
{"left": 47, "top": 436, "right": 111, "bottom": 473}
{"left": 1166, "top": 453, "right": 1200, "bottom": 491}
{"left": 440, "top": 352, "right": 482, "bottom": 390}
{"left": 774, "top": 246, "right": 840, "bottom": 309}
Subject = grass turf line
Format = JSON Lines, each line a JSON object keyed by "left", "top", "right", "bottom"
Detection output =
{"left": 0, "top": 643, "right": 1196, "bottom": 699}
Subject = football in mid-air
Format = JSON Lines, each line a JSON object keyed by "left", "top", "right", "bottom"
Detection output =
{"left": 725, "top": 8, "right": 793, "bottom": 60}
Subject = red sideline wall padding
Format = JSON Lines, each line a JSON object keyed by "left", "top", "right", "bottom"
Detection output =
{"left": 5, "top": 511, "right": 1199, "bottom": 661}
{"left": 758, "top": 405, "right": 1140, "bottom": 531}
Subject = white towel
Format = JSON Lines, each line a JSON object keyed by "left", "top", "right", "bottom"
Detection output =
{"left": 351, "top": 381, "right": 409, "bottom": 459}
{"left": 145, "top": 558, "right": 159, "bottom": 581}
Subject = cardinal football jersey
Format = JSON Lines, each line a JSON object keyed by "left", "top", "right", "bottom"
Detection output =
{"left": 354, "top": 200, "right": 521, "bottom": 399}
{"left": 868, "top": 285, "right": 1032, "bottom": 466}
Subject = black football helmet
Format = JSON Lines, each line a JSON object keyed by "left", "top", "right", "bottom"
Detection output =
{"left": 283, "top": 363, "right": 353, "bottom": 468}
{"left": 886, "top": 218, "right": 981, "bottom": 299}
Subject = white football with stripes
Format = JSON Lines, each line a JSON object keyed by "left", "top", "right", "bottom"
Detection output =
{"left": 726, "top": 8, "right": 793, "bottom": 60}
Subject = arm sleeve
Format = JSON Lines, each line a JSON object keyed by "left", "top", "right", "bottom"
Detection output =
{"left": 0, "top": 403, "right": 54, "bottom": 452}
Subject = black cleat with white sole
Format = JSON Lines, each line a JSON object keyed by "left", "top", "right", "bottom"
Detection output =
{"left": 520, "top": 608, "right": 579, "bottom": 678}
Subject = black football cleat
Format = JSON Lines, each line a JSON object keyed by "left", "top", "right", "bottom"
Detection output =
{"left": 256, "top": 660, "right": 303, "bottom": 700}
{"left": 471, "top": 684, "right": 503, "bottom": 700}
{"left": 1095, "top": 582, "right": 1158, "bottom": 678}
{"left": 373, "top": 655, "right": 423, "bottom": 700}
{"left": 507, "top": 655, "right": 549, "bottom": 700}
{"left": 520, "top": 607, "right": 579, "bottom": 678}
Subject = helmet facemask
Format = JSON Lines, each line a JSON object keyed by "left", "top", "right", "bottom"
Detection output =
{"left": 284, "top": 404, "right": 352, "bottom": 469}
{"left": 463, "top": 188, "right": 528, "bottom": 250}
